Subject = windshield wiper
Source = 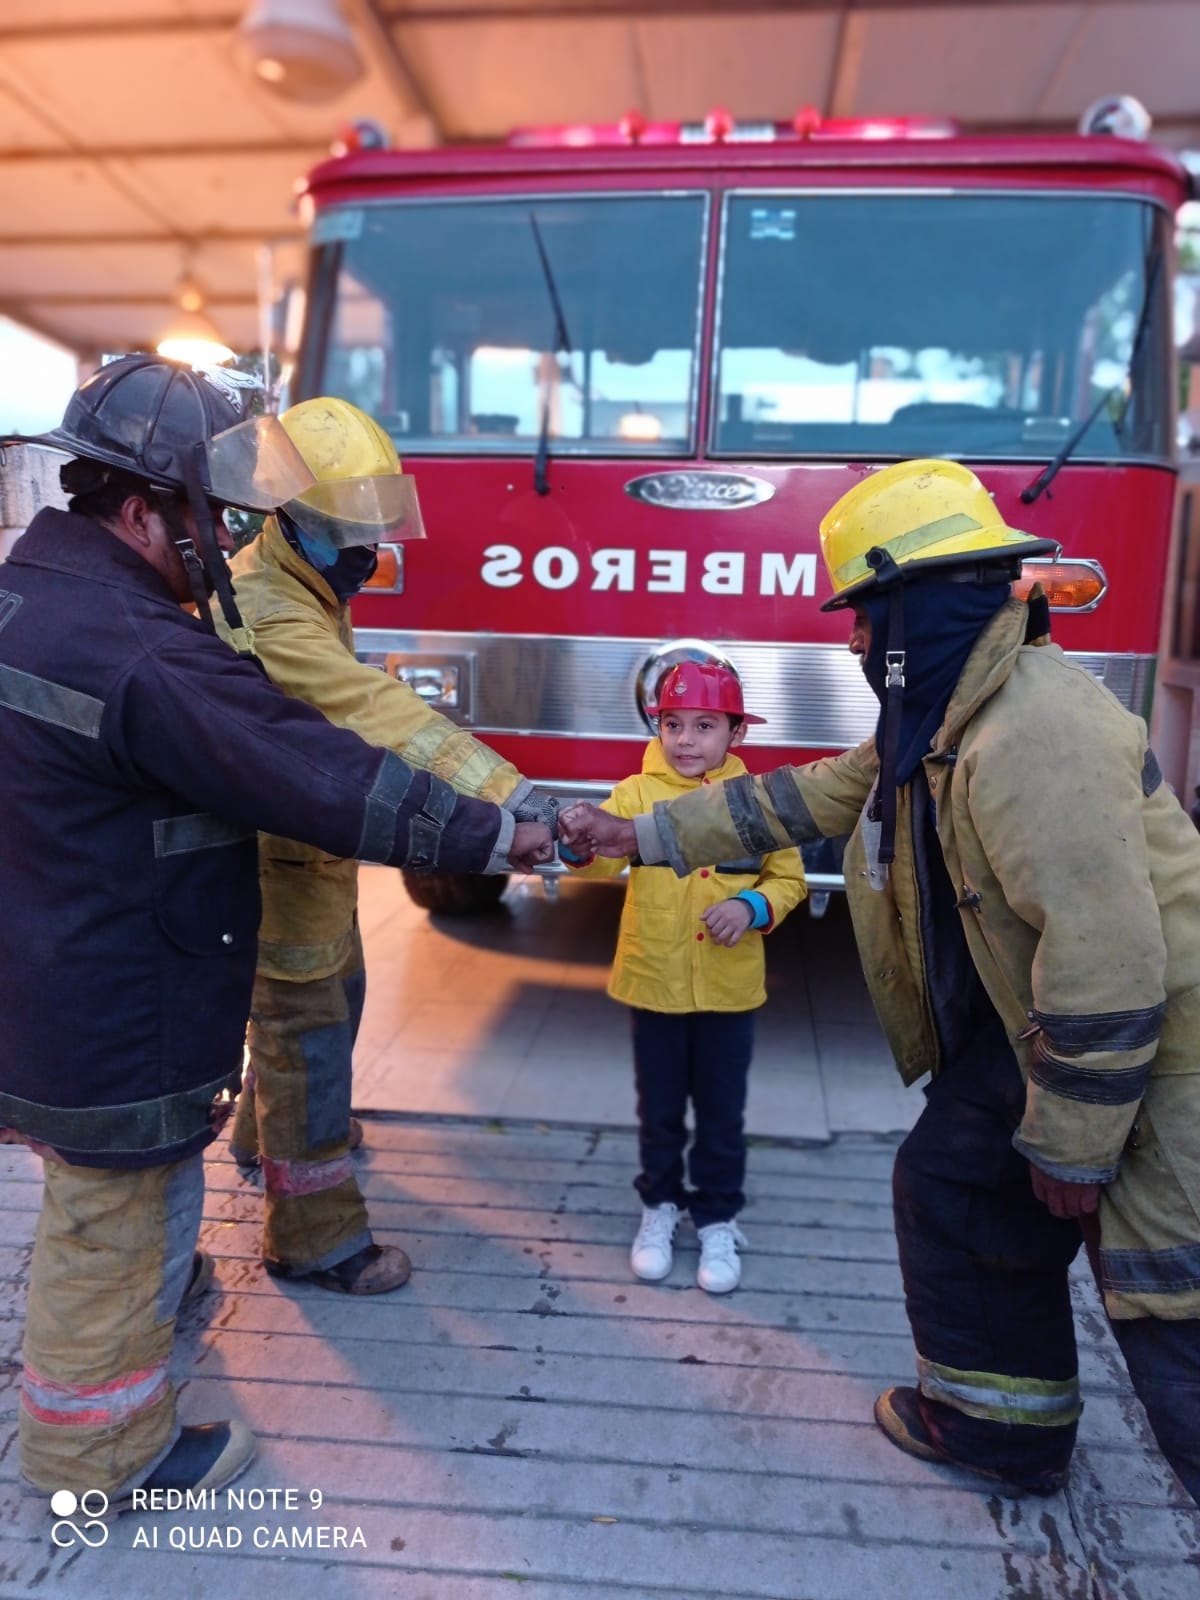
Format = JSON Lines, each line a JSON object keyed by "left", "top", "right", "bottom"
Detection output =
{"left": 529, "top": 212, "right": 573, "bottom": 497}
{"left": 1021, "top": 247, "right": 1163, "bottom": 505}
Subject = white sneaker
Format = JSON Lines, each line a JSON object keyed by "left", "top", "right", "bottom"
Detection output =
{"left": 696, "top": 1221, "right": 747, "bottom": 1294}
{"left": 630, "top": 1203, "right": 680, "bottom": 1281}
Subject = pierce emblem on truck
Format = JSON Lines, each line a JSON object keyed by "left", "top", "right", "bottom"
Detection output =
{"left": 624, "top": 471, "right": 776, "bottom": 511}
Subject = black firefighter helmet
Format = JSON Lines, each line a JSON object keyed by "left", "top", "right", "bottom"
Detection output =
{"left": 40, "top": 354, "right": 311, "bottom": 514}
{"left": 30, "top": 355, "right": 314, "bottom": 644}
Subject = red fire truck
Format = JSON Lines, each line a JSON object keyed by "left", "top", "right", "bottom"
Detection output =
{"left": 290, "top": 106, "right": 1193, "bottom": 911}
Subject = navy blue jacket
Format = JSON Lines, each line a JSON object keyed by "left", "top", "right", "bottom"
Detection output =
{"left": 0, "top": 510, "right": 502, "bottom": 1167}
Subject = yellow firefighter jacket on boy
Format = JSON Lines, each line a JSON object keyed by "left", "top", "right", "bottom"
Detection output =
{"left": 568, "top": 740, "right": 806, "bottom": 1012}
{"left": 221, "top": 518, "right": 525, "bottom": 980}
{"left": 649, "top": 598, "right": 1200, "bottom": 1320}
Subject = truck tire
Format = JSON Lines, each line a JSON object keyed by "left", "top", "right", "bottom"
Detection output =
{"left": 400, "top": 870, "right": 509, "bottom": 915}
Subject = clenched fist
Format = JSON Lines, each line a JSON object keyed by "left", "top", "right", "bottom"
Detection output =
{"left": 1029, "top": 1163, "right": 1101, "bottom": 1219}
{"left": 558, "top": 802, "right": 637, "bottom": 859}
{"left": 508, "top": 820, "right": 555, "bottom": 871}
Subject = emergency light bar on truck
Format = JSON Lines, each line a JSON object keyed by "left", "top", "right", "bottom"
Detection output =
{"left": 506, "top": 108, "right": 959, "bottom": 149}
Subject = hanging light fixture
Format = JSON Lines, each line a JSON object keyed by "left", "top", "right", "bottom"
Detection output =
{"left": 157, "top": 313, "right": 236, "bottom": 368}
{"left": 175, "top": 271, "right": 206, "bottom": 316}
{"left": 234, "top": 0, "right": 364, "bottom": 103}
{"left": 157, "top": 261, "right": 234, "bottom": 366}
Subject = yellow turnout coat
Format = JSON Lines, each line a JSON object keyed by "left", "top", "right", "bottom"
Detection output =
{"left": 223, "top": 518, "right": 524, "bottom": 979}
{"left": 569, "top": 740, "right": 806, "bottom": 1012}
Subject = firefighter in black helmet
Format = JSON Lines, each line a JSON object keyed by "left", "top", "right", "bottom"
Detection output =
{"left": 0, "top": 355, "right": 553, "bottom": 1510}
{"left": 36, "top": 353, "right": 313, "bottom": 644}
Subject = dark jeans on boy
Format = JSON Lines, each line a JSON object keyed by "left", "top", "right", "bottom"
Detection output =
{"left": 629, "top": 1008, "right": 754, "bottom": 1229}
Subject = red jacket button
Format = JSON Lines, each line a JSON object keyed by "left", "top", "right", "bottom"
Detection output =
{"left": 700, "top": 869, "right": 710, "bottom": 878}
{"left": 696, "top": 932, "right": 705, "bottom": 941}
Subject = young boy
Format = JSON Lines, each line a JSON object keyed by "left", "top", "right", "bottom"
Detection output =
{"left": 560, "top": 663, "right": 806, "bottom": 1293}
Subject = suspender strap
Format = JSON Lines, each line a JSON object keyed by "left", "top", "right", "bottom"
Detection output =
{"left": 877, "top": 585, "right": 906, "bottom": 867}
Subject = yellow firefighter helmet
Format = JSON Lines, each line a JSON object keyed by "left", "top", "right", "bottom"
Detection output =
{"left": 818, "top": 458, "right": 1058, "bottom": 611}
{"left": 279, "top": 396, "right": 426, "bottom": 547}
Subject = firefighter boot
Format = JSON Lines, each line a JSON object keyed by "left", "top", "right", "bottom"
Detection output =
{"left": 111, "top": 1422, "right": 257, "bottom": 1512}
{"left": 874, "top": 1387, "right": 1069, "bottom": 1497}
{"left": 266, "top": 1241, "right": 412, "bottom": 1295}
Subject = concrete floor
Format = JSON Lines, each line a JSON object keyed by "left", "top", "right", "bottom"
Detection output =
{"left": 351, "top": 867, "right": 916, "bottom": 1140}
{"left": 3, "top": 1123, "right": 1198, "bottom": 1600}
{"left": 2, "top": 871, "right": 1197, "bottom": 1598}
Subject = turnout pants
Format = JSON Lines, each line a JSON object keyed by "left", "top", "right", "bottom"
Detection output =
{"left": 1082, "top": 1222, "right": 1200, "bottom": 1505}
{"left": 630, "top": 1008, "right": 754, "bottom": 1230}
{"left": 896, "top": 1051, "right": 1200, "bottom": 1504}
{"left": 21, "top": 1153, "right": 203, "bottom": 1498}
{"left": 231, "top": 933, "right": 370, "bottom": 1274}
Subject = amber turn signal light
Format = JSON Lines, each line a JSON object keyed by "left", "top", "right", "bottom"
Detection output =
{"left": 1014, "top": 560, "right": 1106, "bottom": 611}
{"left": 362, "top": 543, "right": 402, "bottom": 592}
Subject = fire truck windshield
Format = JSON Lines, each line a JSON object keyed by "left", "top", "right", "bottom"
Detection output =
{"left": 305, "top": 187, "right": 1170, "bottom": 470}
{"left": 713, "top": 192, "right": 1171, "bottom": 462}
{"left": 308, "top": 194, "right": 708, "bottom": 455}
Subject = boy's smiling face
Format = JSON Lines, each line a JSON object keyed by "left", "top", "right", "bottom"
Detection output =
{"left": 658, "top": 708, "right": 744, "bottom": 778}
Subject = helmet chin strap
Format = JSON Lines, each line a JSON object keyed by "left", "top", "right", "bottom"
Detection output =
{"left": 180, "top": 444, "right": 257, "bottom": 660}
{"left": 276, "top": 507, "right": 303, "bottom": 551}
{"left": 176, "top": 536, "right": 215, "bottom": 629}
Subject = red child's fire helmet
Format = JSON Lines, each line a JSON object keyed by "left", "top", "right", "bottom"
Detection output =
{"left": 647, "top": 661, "right": 766, "bottom": 725}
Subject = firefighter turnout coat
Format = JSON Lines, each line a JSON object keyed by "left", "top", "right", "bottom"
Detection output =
{"left": 647, "top": 598, "right": 1200, "bottom": 1321}
{"left": 0, "top": 510, "right": 507, "bottom": 1168}
{"left": 224, "top": 518, "right": 526, "bottom": 980}
{"left": 568, "top": 740, "right": 806, "bottom": 1012}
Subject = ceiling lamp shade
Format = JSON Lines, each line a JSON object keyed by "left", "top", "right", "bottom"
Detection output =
{"left": 234, "top": 0, "right": 364, "bottom": 103}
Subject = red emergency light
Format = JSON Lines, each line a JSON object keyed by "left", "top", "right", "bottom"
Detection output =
{"left": 506, "top": 108, "right": 958, "bottom": 149}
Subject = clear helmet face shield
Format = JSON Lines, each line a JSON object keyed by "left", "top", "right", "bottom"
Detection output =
{"left": 203, "top": 414, "right": 317, "bottom": 513}
{"left": 282, "top": 474, "right": 427, "bottom": 552}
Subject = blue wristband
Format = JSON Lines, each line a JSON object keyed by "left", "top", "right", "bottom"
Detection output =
{"left": 733, "top": 890, "right": 771, "bottom": 929}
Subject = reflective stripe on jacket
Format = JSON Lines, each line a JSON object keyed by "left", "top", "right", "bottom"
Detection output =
{"left": 652, "top": 599, "right": 1200, "bottom": 1319}
{"left": 568, "top": 740, "right": 806, "bottom": 1012}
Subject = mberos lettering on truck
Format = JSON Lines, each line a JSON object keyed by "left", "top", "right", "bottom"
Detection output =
{"left": 291, "top": 102, "right": 1191, "bottom": 912}
{"left": 481, "top": 545, "right": 817, "bottom": 597}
